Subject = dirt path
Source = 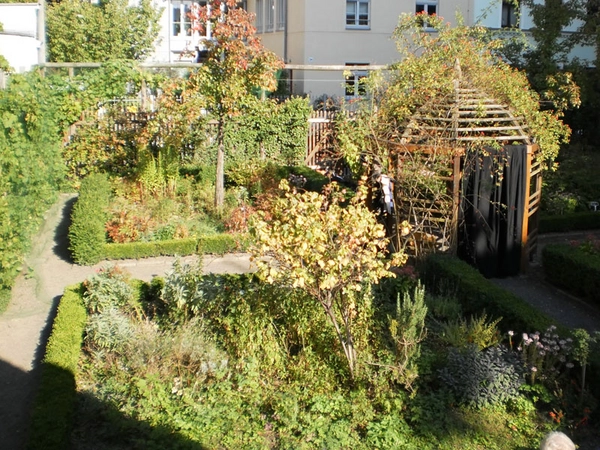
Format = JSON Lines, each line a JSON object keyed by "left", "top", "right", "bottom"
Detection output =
{"left": 0, "top": 194, "right": 254, "bottom": 450}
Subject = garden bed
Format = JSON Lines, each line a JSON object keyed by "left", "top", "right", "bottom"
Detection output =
{"left": 27, "top": 261, "right": 600, "bottom": 449}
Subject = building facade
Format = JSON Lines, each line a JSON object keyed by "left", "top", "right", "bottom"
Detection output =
{"left": 239, "top": 0, "right": 595, "bottom": 100}
{"left": 0, "top": 2, "right": 44, "bottom": 73}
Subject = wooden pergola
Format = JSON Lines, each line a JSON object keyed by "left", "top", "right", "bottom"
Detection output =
{"left": 384, "top": 65, "right": 542, "bottom": 276}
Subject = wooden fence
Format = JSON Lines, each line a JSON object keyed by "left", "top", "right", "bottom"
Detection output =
{"left": 67, "top": 106, "right": 340, "bottom": 171}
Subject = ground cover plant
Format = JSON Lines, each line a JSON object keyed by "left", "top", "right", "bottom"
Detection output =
{"left": 67, "top": 264, "right": 600, "bottom": 448}
{"left": 62, "top": 181, "right": 600, "bottom": 449}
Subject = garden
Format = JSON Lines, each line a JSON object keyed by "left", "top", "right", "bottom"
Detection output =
{"left": 1, "top": 5, "right": 599, "bottom": 450}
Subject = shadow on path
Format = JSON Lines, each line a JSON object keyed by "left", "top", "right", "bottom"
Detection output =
{"left": 24, "top": 362, "right": 207, "bottom": 450}
{"left": 52, "top": 195, "right": 76, "bottom": 263}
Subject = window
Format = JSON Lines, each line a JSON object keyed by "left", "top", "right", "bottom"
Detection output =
{"left": 345, "top": 63, "right": 369, "bottom": 98}
{"left": 256, "top": 0, "right": 264, "bottom": 33}
{"left": 346, "top": 0, "right": 369, "bottom": 28}
{"left": 501, "top": 1, "right": 518, "bottom": 28}
{"left": 172, "top": 1, "right": 207, "bottom": 37}
{"left": 415, "top": 0, "right": 437, "bottom": 28}
{"left": 266, "top": 0, "right": 275, "bottom": 31}
{"left": 277, "top": 0, "right": 286, "bottom": 31}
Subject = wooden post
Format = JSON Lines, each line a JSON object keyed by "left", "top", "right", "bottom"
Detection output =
{"left": 520, "top": 144, "right": 534, "bottom": 274}
{"left": 451, "top": 151, "right": 462, "bottom": 254}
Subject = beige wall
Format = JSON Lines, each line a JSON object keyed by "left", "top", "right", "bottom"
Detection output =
{"left": 247, "top": 0, "right": 596, "bottom": 99}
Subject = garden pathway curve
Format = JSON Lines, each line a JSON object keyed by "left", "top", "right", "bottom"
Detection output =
{"left": 0, "top": 193, "right": 254, "bottom": 450}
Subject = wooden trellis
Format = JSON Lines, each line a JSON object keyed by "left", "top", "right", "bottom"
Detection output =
{"left": 385, "top": 63, "right": 542, "bottom": 276}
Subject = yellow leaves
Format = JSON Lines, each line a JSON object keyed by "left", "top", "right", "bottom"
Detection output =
{"left": 292, "top": 277, "right": 305, "bottom": 288}
{"left": 400, "top": 221, "right": 412, "bottom": 237}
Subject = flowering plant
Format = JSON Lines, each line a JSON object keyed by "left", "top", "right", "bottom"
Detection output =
{"left": 508, "top": 326, "right": 573, "bottom": 385}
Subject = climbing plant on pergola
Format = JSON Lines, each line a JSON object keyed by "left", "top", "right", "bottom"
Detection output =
{"left": 336, "top": 13, "right": 579, "bottom": 275}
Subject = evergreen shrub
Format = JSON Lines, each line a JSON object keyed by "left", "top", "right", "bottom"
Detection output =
{"left": 539, "top": 212, "right": 600, "bottom": 233}
{"left": 421, "top": 254, "right": 556, "bottom": 334}
{"left": 199, "top": 233, "right": 250, "bottom": 254}
{"left": 542, "top": 244, "right": 600, "bottom": 306}
{"left": 26, "top": 284, "right": 87, "bottom": 450}
{"left": 103, "top": 238, "right": 198, "bottom": 260}
{"left": 68, "top": 173, "right": 112, "bottom": 265}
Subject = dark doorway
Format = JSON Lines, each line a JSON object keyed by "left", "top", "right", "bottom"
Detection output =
{"left": 458, "top": 145, "right": 527, "bottom": 278}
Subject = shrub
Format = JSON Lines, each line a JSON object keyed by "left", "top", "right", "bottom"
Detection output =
{"left": 539, "top": 212, "right": 600, "bottom": 233}
{"left": 421, "top": 254, "right": 557, "bottom": 334}
{"left": 82, "top": 266, "right": 135, "bottom": 315}
{"left": 68, "top": 173, "right": 112, "bottom": 265}
{"left": 438, "top": 314, "right": 502, "bottom": 351}
{"left": 103, "top": 238, "right": 198, "bottom": 260}
{"left": 385, "top": 284, "right": 428, "bottom": 390}
{"left": 27, "top": 284, "right": 87, "bottom": 450}
{"left": 85, "top": 307, "right": 135, "bottom": 353}
{"left": 542, "top": 243, "right": 600, "bottom": 306}
{"left": 199, "top": 233, "right": 250, "bottom": 254}
{"left": 439, "top": 344, "right": 526, "bottom": 409}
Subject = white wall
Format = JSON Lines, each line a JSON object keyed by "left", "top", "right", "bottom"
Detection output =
{"left": 0, "top": 3, "right": 41, "bottom": 72}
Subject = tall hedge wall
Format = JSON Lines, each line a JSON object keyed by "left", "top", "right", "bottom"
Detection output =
{"left": 0, "top": 72, "right": 65, "bottom": 310}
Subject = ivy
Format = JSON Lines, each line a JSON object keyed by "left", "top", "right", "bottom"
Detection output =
{"left": 0, "top": 72, "right": 65, "bottom": 303}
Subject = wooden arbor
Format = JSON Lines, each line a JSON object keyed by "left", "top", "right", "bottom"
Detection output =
{"left": 387, "top": 70, "right": 542, "bottom": 276}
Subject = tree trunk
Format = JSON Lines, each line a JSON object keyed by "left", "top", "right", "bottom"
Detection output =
{"left": 215, "top": 120, "right": 225, "bottom": 210}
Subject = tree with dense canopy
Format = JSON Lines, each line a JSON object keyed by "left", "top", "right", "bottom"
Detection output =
{"left": 188, "top": 0, "right": 283, "bottom": 209}
{"left": 46, "top": 0, "right": 161, "bottom": 62}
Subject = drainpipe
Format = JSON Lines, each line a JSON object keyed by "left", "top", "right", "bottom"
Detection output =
{"left": 37, "top": 0, "right": 46, "bottom": 65}
{"left": 167, "top": 0, "right": 172, "bottom": 63}
{"left": 283, "top": 0, "right": 288, "bottom": 63}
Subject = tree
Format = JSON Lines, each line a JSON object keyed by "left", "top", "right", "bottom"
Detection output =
{"left": 342, "top": 14, "right": 576, "bottom": 166}
{"left": 46, "top": 0, "right": 161, "bottom": 62}
{"left": 251, "top": 180, "right": 406, "bottom": 379}
{"left": 188, "top": 0, "right": 283, "bottom": 210}
{"left": 520, "top": 0, "right": 579, "bottom": 91}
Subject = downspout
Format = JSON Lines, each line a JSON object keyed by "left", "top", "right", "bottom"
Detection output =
{"left": 37, "top": 0, "right": 46, "bottom": 65}
{"left": 167, "top": 0, "right": 172, "bottom": 63}
{"left": 284, "top": 0, "right": 291, "bottom": 94}
{"left": 283, "top": 0, "right": 288, "bottom": 63}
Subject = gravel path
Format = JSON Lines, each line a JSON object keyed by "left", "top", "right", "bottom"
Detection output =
{"left": 492, "top": 231, "right": 600, "bottom": 334}
{"left": 0, "top": 195, "right": 599, "bottom": 449}
{"left": 0, "top": 194, "right": 254, "bottom": 450}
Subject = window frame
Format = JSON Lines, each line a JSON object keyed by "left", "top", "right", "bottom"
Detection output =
{"left": 415, "top": 0, "right": 437, "bottom": 29}
{"left": 344, "top": 63, "right": 369, "bottom": 99}
{"left": 255, "top": 0, "right": 264, "bottom": 33}
{"left": 266, "top": 0, "right": 275, "bottom": 32}
{"left": 501, "top": 1, "right": 519, "bottom": 28}
{"left": 171, "top": 0, "right": 207, "bottom": 38}
{"left": 346, "top": 0, "right": 370, "bottom": 30}
{"left": 276, "top": 0, "right": 286, "bottom": 31}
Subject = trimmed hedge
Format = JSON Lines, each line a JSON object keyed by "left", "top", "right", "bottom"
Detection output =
{"left": 199, "top": 233, "right": 251, "bottom": 255}
{"left": 103, "top": 238, "right": 198, "bottom": 260}
{"left": 102, "top": 233, "right": 251, "bottom": 261}
{"left": 68, "top": 173, "right": 112, "bottom": 265}
{"left": 539, "top": 212, "right": 600, "bottom": 234}
{"left": 420, "top": 253, "right": 557, "bottom": 335}
{"left": 542, "top": 244, "right": 600, "bottom": 307}
{"left": 27, "top": 284, "right": 87, "bottom": 450}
